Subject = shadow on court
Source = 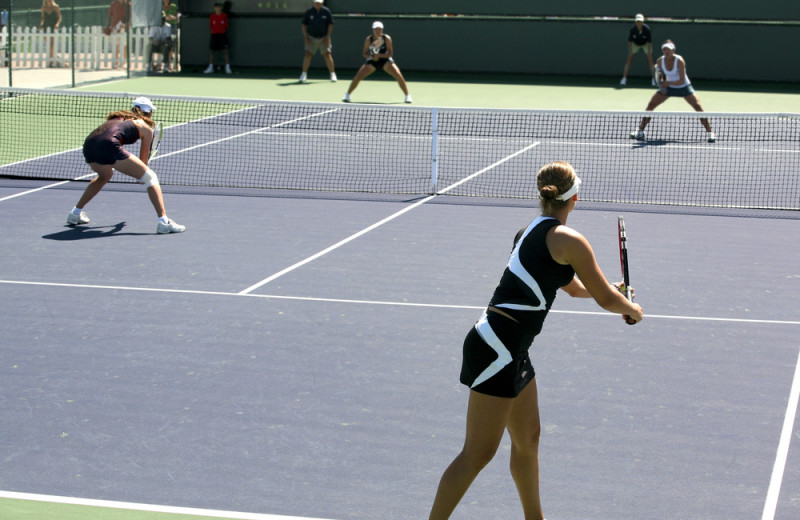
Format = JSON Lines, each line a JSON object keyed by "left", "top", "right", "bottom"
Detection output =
{"left": 42, "top": 222, "right": 151, "bottom": 240}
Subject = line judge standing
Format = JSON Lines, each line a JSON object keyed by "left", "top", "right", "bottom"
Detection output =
{"left": 620, "top": 13, "right": 654, "bottom": 86}
{"left": 299, "top": 0, "right": 336, "bottom": 83}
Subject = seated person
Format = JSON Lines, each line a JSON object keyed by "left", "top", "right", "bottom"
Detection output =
{"left": 147, "top": 19, "right": 172, "bottom": 72}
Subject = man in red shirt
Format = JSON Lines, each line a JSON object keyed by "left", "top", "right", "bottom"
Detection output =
{"left": 204, "top": 2, "right": 231, "bottom": 74}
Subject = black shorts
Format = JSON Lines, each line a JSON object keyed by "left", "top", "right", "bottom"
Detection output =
{"left": 459, "top": 325, "right": 535, "bottom": 398}
{"left": 83, "top": 137, "right": 130, "bottom": 165}
{"left": 366, "top": 57, "right": 393, "bottom": 70}
{"left": 210, "top": 33, "right": 229, "bottom": 51}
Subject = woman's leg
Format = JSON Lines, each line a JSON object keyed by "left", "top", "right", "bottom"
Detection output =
{"left": 346, "top": 64, "right": 376, "bottom": 95}
{"left": 112, "top": 156, "right": 167, "bottom": 217}
{"left": 638, "top": 92, "right": 668, "bottom": 130}
{"left": 75, "top": 163, "right": 114, "bottom": 209}
{"left": 506, "top": 379, "right": 544, "bottom": 520}
{"left": 383, "top": 62, "right": 409, "bottom": 95}
{"left": 429, "top": 390, "right": 515, "bottom": 520}
{"left": 684, "top": 94, "right": 712, "bottom": 132}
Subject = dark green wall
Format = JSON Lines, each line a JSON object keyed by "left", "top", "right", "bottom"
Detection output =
{"left": 181, "top": 15, "right": 800, "bottom": 82}
{"left": 182, "top": 0, "right": 800, "bottom": 20}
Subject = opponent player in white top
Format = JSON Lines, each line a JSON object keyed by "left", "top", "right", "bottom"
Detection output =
{"left": 631, "top": 40, "right": 715, "bottom": 143}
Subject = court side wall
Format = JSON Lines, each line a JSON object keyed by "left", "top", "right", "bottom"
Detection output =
{"left": 330, "top": 0, "right": 800, "bottom": 19}
{"left": 180, "top": 17, "right": 800, "bottom": 83}
{"left": 184, "top": 0, "right": 800, "bottom": 20}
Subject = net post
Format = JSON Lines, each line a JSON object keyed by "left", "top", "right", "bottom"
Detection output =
{"left": 430, "top": 107, "right": 438, "bottom": 194}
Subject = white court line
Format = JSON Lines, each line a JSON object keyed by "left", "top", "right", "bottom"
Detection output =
{"left": 0, "top": 490, "right": 335, "bottom": 520}
{"left": 0, "top": 173, "right": 95, "bottom": 202}
{"left": 762, "top": 347, "right": 800, "bottom": 520}
{"left": 238, "top": 141, "right": 542, "bottom": 294}
{"left": 153, "top": 107, "right": 342, "bottom": 162}
{"left": 0, "top": 106, "right": 342, "bottom": 203}
{"left": 238, "top": 194, "right": 435, "bottom": 294}
{"left": 1, "top": 279, "right": 799, "bottom": 326}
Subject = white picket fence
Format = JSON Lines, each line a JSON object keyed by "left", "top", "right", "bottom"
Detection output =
{"left": 0, "top": 25, "right": 160, "bottom": 70}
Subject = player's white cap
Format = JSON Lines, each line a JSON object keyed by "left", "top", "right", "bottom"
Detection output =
{"left": 132, "top": 96, "right": 156, "bottom": 113}
{"left": 634, "top": 13, "right": 644, "bottom": 22}
{"left": 313, "top": 0, "right": 323, "bottom": 4}
{"left": 372, "top": 21, "right": 383, "bottom": 29}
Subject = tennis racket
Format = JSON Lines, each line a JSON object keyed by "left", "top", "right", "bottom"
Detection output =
{"left": 369, "top": 36, "right": 384, "bottom": 58}
{"left": 654, "top": 63, "right": 666, "bottom": 91}
{"left": 617, "top": 216, "right": 636, "bottom": 325}
{"left": 149, "top": 122, "right": 162, "bottom": 159}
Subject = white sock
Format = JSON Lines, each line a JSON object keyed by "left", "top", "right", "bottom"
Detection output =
{"left": 72, "top": 207, "right": 82, "bottom": 215}
{"left": 159, "top": 216, "right": 169, "bottom": 224}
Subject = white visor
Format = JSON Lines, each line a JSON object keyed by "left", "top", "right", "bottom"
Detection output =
{"left": 556, "top": 176, "right": 582, "bottom": 200}
{"left": 661, "top": 42, "right": 676, "bottom": 51}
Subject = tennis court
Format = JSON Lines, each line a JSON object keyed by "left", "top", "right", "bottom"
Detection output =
{"left": 1, "top": 77, "right": 799, "bottom": 520}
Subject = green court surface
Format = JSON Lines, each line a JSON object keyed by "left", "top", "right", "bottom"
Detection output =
{"left": 0, "top": 493, "right": 327, "bottom": 520}
{"left": 0, "top": 497, "right": 230, "bottom": 520}
{"left": 76, "top": 70, "right": 800, "bottom": 113}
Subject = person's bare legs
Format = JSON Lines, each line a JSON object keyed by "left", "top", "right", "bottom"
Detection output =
{"left": 81, "top": 157, "right": 167, "bottom": 217}
{"left": 323, "top": 50, "right": 335, "bottom": 74}
{"left": 684, "top": 93, "right": 712, "bottom": 132}
{"left": 76, "top": 163, "right": 114, "bottom": 209}
{"left": 507, "top": 379, "right": 544, "bottom": 520}
{"left": 622, "top": 52, "right": 635, "bottom": 79}
{"left": 345, "top": 64, "right": 376, "bottom": 95}
{"left": 637, "top": 91, "right": 668, "bottom": 131}
{"left": 384, "top": 62, "right": 409, "bottom": 95}
{"left": 428, "top": 390, "right": 515, "bottom": 520}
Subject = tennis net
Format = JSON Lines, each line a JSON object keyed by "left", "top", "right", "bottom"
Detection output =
{"left": 2, "top": 87, "right": 798, "bottom": 211}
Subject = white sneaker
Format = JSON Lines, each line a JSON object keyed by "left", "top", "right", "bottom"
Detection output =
{"left": 299, "top": 71, "right": 307, "bottom": 83}
{"left": 342, "top": 92, "right": 351, "bottom": 102}
{"left": 225, "top": 64, "right": 232, "bottom": 74}
{"left": 630, "top": 130, "right": 645, "bottom": 141}
{"left": 620, "top": 77, "right": 627, "bottom": 86}
{"left": 66, "top": 211, "right": 90, "bottom": 225}
{"left": 404, "top": 94, "right": 413, "bottom": 103}
{"left": 707, "top": 132, "right": 716, "bottom": 143}
{"left": 156, "top": 219, "right": 186, "bottom": 234}
{"left": 203, "top": 64, "right": 214, "bottom": 74}
{"left": 330, "top": 72, "right": 337, "bottom": 82}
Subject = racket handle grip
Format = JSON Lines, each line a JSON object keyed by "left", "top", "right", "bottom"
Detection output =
{"left": 624, "top": 315, "right": 636, "bottom": 325}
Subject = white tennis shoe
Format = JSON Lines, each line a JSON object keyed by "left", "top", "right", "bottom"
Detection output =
{"left": 404, "top": 94, "right": 413, "bottom": 103}
{"left": 299, "top": 72, "right": 307, "bottom": 83}
{"left": 157, "top": 219, "right": 186, "bottom": 234}
{"left": 203, "top": 64, "right": 214, "bottom": 74}
{"left": 620, "top": 77, "right": 627, "bottom": 86}
{"left": 342, "top": 92, "right": 351, "bottom": 102}
{"left": 330, "top": 72, "right": 337, "bottom": 82}
{"left": 630, "top": 130, "right": 645, "bottom": 141}
{"left": 707, "top": 132, "right": 716, "bottom": 143}
{"left": 66, "top": 211, "right": 90, "bottom": 225}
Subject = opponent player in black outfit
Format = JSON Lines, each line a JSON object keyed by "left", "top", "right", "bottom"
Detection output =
{"left": 66, "top": 97, "right": 184, "bottom": 234}
{"left": 428, "top": 161, "right": 643, "bottom": 520}
{"left": 342, "top": 21, "right": 411, "bottom": 103}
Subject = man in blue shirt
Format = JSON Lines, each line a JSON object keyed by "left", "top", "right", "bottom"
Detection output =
{"left": 299, "top": 0, "right": 336, "bottom": 83}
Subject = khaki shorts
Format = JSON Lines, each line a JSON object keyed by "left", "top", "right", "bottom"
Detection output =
{"left": 630, "top": 42, "right": 650, "bottom": 54}
{"left": 306, "top": 37, "right": 332, "bottom": 55}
